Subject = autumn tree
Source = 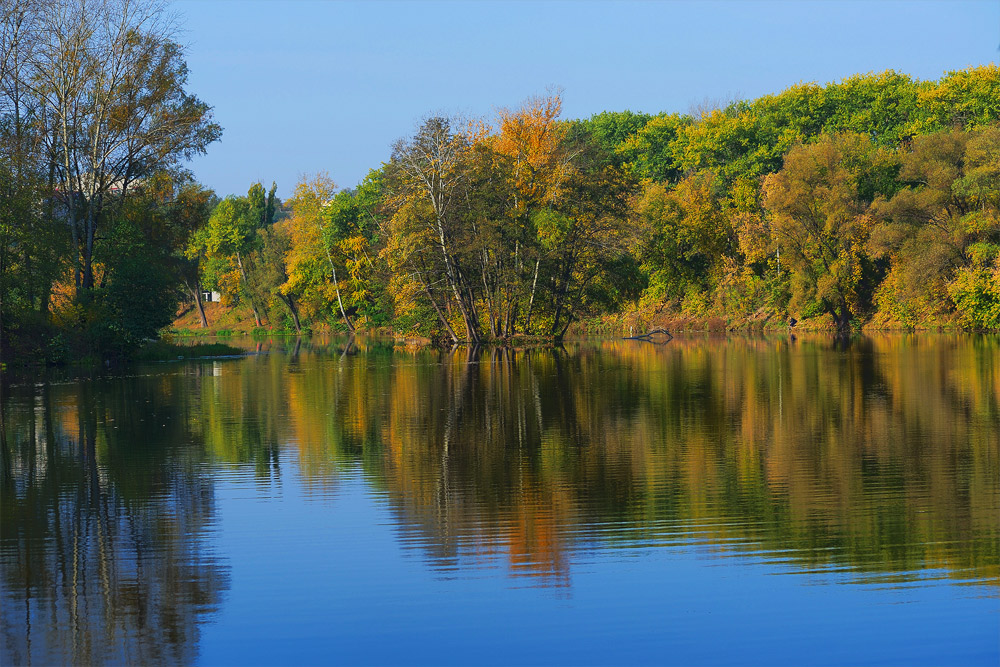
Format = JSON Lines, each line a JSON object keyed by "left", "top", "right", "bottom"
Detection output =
{"left": 870, "top": 126, "right": 1000, "bottom": 326}
{"left": 479, "top": 93, "right": 574, "bottom": 337}
{"left": 25, "top": 0, "right": 221, "bottom": 296}
{"left": 386, "top": 116, "right": 480, "bottom": 342}
{"left": 282, "top": 172, "right": 386, "bottom": 332}
{"left": 637, "top": 171, "right": 734, "bottom": 310}
{"left": 283, "top": 174, "right": 343, "bottom": 327}
{"left": 763, "top": 133, "right": 898, "bottom": 329}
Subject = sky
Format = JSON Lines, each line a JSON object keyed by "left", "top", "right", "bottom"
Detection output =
{"left": 174, "top": 0, "right": 1000, "bottom": 199}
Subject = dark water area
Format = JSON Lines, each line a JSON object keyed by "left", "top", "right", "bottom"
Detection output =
{"left": 2, "top": 334, "right": 998, "bottom": 666}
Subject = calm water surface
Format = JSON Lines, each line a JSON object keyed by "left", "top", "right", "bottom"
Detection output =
{"left": 2, "top": 335, "right": 998, "bottom": 665}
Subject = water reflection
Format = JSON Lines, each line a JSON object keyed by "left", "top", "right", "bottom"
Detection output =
{"left": 1, "top": 334, "right": 998, "bottom": 663}
{"left": 280, "top": 335, "right": 996, "bottom": 588}
{"left": 1, "top": 377, "right": 229, "bottom": 665}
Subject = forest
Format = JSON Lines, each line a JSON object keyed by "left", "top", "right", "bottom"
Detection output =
{"left": 2, "top": 0, "right": 1000, "bottom": 363}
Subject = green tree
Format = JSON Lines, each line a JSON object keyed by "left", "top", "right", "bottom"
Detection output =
{"left": 200, "top": 183, "right": 278, "bottom": 327}
{"left": 870, "top": 126, "right": 1000, "bottom": 326}
{"left": 572, "top": 110, "right": 653, "bottom": 169}
{"left": 86, "top": 174, "right": 215, "bottom": 355}
{"left": 763, "top": 132, "right": 898, "bottom": 329}
{"left": 616, "top": 113, "right": 691, "bottom": 182}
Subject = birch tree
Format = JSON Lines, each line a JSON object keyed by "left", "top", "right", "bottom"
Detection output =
{"left": 25, "top": 0, "right": 220, "bottom": 296}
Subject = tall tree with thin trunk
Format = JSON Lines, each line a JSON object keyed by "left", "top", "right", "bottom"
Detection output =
{"left": 388, "top": 117, "right": 482, "bottom": 342}
{"left": 24, "top": 0, "right": 220, "bottom": 298}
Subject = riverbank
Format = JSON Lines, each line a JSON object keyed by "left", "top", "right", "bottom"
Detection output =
{"left": 169, "top": 299, "right": 989, "bottom": 345}
{"left": 572, "top": 307, "right": 982, "bottom": 336}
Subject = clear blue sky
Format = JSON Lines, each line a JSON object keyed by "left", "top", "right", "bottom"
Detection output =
{"left": 174, "top": 0, "right": 999, "bottom": 198}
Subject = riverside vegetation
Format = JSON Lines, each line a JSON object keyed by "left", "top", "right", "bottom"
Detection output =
{"left": 3, "top": 0, "right": 1000, "bottom": 364}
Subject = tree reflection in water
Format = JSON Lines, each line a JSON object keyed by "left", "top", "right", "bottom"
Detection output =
{"left": 1, "top": 334, "right": 997, "bottom": 663}
{"left": 265, "top": 334, "right": 999, "bottom": 587}
{"left": 1, "top": 375, "right": 229, "bottom": 666}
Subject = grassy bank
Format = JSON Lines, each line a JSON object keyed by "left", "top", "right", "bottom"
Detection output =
{"left": 133, "top": 341, "right": 246, "bottom": 362}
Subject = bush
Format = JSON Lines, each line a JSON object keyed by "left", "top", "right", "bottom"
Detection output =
{"left": 949, "top": 264, "right": 1000, "bottom": 329}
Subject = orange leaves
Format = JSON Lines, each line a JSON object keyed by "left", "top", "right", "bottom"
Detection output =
{"left": 483, "top": 93, "right": 572, "bottom": 210}
{"left": 492, "top": 93, "right": 564, "bottom": 164}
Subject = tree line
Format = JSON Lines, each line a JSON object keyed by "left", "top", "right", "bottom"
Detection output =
{"left": 201, "top": 68, "right": 999, "bottom": 343}
{"left": 2, "top": 0, "right": 999, "bottom": 363}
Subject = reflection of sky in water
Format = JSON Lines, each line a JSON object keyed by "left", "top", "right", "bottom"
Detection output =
{"left": 2, "top": 334, "right": 998, "bottom": 666}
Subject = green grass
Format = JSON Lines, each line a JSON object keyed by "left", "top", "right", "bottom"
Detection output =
{"left": 168, "top": 327, "right": 238, "bottom": 337}
{"left": 135, "top": 340, "right": 245, "bottom": 362}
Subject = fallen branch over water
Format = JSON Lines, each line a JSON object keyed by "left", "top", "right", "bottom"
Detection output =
{"left": 623, "top": 328, "right": 674, "bottom": 343}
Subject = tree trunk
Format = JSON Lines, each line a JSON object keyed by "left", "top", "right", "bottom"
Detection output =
{"left": 550, "top": 261, "right": 573, "bottom": 337}
{"left": 557, "top": 314, "right": 573, "bottom": 341}
{"left": 417, "top": 272, "right": 459, "bottom": 344}
{"left": 236, "top": 251, "right": 263, "bottom": 327}
{"left": 836, "top": 300, "right": 851, "bottom": 333}
{"left": 277, "top": 293, "right": 302, "bottom": 333}
{"left": 461, "top": 279, "right": 482, "bottom": 343}
{"left": 192, "top": 285, "right": 209, "bottom": 328}
{"left": 523, "top": 259, "right": 540, "bottom": 335}
{"left": 827, "top": 296, "right": 852, "bottom": 332}
{"left": 324, "top": 248, "right": 355, "bottom": 333}
{"left": 82, "top": 195, "right": 97, "bottom": 292}
{"left": 433, "top": 219, "right": 480, "bottom": 342}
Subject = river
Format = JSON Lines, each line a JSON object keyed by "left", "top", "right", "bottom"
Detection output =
{"left": 2, "top": 334, "right": 998, "bottom": 665}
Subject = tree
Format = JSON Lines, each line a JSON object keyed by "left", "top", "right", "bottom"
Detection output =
{"left": 83, "top": 173, "right": 215, "bottom": 354}
{"left": 23, "top": 0, "right": 221, "bottom": 297}
{"left": 1, "top": 0, "right": 64, "bottom": 363}
{"left": 253, "top": 222, "right": 302, "bottom": 333}
{"left": 480, "top": 93, "right": 573, "bottom": 337}
{"left": 200, "top": 183, "right": 278, "bottom": 327}
{"left": 387, "top": 116, "right": 480, "bottom": 342}
{"left": 283, "top": 174, "right": 344, "bottom": 327}
{"left": 908, "top": 64, "right": 1000, "bottom": 135}
{"left": 284, "top": 172, "right": 388, "bottom": 333}
{"left": 637, "top": 171, "right": 734, "bottom": 310}
{"left": 1, "top": 0, "right": 221, "bottom": 359}
{"left": 573, "top": 110, "right": 653, "bottom": 170}
{"left": 870, "top": 127, "right": 1000, "bottom": 325}
{"left": 159, "top": 178, "right": 217, "bottom": 328}
{"left": 535, "top": 150, "right": 639, "bottom": 337}
{"left": 615, "top": 112, "right": 690, "bottom": 182}
{"left": 763, "top": 133, "right": 898, "bottom": 329}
